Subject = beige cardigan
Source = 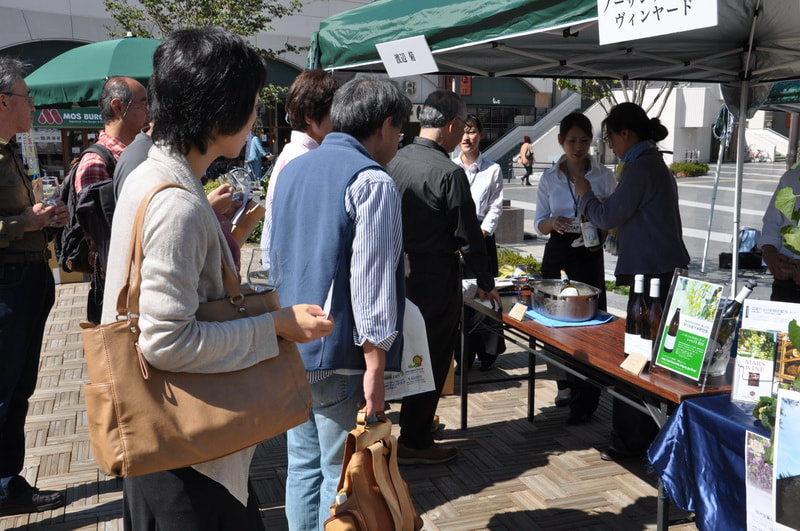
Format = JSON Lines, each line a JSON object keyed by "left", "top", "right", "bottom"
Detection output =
{"left": 102, "top": 143, "right": 279, "bottom": 505}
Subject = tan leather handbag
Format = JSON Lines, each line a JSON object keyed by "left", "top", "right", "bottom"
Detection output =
{"left": 325, "top": 410, "right": 423, "bottom": 531}
{"left": 81, "top": 183, "right": 311, "bottom": 477}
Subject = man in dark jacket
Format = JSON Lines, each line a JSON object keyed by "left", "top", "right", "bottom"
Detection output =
{"left": 388, "top": 90, "right": 500, "bottom": 464}
{"left": 0, "top": 56, "right": 67, "bottom": 516}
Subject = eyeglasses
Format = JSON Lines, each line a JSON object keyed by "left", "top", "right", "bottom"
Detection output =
{"left": 1, "top": 92, "right": 34, "bottom": 105}
{"left": 122, "top": 98, "right": 148, "bottom": 119}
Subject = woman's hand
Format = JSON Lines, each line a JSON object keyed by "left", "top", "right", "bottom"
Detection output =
{"left": 207, "top": 184, "right": 241, "bottom": 218}
{"left": 272, "top": 304, "right": 334, "bottom": 343}
{"left": 572, "top": 174, "right": 591, "bottom": 196}
{"left": 551, "top": 216, "right": 576, "bottom": 235}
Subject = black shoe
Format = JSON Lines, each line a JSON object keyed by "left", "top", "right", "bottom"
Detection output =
{"left": 554, "top": 388, "right": 574, "bottom": 407}
{"left": 566, "top": 410, "right": 593, "bottom": 425}
{"left": 599, "top": 446, "right": 642, "bottom": 462}
{"left": 0, "top": 487, "right": 65, "bottom": 516}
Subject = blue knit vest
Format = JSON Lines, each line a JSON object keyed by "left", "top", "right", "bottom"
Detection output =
{"left": 270, "top": 132, "right": 404, "bottom": 371}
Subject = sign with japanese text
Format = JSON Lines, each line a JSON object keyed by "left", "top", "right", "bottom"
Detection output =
{"left": 653, "top": 275, "right": 723, "bottom": 380}
{"left": 597, "top": 0, "right": 718, "bottom": 46}
{"left": 15, "top": 132, "right": 40, "bottom": 178}
{"left": 376, "top": 35, "right": 438, "bottom": 78}
{"left": 33, "top": 108, "right": 103, "bottom": 129}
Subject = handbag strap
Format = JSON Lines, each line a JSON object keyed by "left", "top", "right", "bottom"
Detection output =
{"left": 116, "top": 182, "right": 247, "bottom": 321}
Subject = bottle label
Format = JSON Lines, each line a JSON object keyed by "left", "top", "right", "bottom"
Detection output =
{"left": 580, "top": 220, "right": 600, "bottom": 248}
{"left": 641, "top": 338, "right": 653, "bottom": 357}
{"left": 625, "top": 332, "right": 644, "bottom": 356}
{"left": 664, "top": 333, "right": 677, "bottom": 351}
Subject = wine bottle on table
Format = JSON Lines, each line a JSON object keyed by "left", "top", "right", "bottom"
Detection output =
{"left": 644, "top": 278, "right": 664, "bottom": 372}
{"left": 663, "top": 308, "right": 681, "bottom": 353}
{"left": 559, "top": 269, "right": 579, "bottom": 296}
{"left": 579, "top": 214, "right": 601, "bottom": 249}
{"left": 713, "top": 281, "right": 756, "bottom": 346}
{"left": 624, "top": 274, "right": 648, "bottom": 356}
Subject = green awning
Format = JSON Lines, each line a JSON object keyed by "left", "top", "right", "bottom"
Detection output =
{"left": 764, "top": 80, "right": 800, "bottom": 106}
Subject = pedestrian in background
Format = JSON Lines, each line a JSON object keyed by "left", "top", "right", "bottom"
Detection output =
{"left": 518, "top": 134, "right": 534, "bottom": 186}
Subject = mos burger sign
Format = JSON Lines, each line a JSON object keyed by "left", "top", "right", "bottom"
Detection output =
{"left": 34, "top": 108, "right": 102, "bottom": 129}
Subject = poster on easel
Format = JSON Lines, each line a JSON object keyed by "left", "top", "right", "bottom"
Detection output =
{"left": 653, "top": 275, "right": 724, "bottom": 380}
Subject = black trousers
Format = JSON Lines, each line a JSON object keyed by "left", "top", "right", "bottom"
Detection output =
{"left": 542, "top": 232, "right": 607, "bottom": 415}
{"left": 0, "top": 260, "right": 54, "bottom": 482}
{"left": 400, "top": 254, "right": 461, "bottom": 449}
{"left": 123, "top": 467, "right": 264, "bottom": 531}
{"left": 771, "top": 278, "right": 800, "bottom": 303}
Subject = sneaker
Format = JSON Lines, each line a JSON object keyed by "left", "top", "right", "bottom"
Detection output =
{"left": 0, "top": 487, "right": 65, "bottom": 516}
{"left": 397, "top": 442, "right": 458, "bottom": 465}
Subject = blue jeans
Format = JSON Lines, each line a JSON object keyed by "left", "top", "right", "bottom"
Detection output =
{"left": 285, "top": 373, "right": 362, "bottom": 531}
{"left": 0, "top": 261, "right": 54, "bottom": 499}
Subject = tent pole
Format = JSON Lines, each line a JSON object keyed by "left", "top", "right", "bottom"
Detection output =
{"left": 732, "top": 80, "right": 749, "bottom": 297}
{"left": 701, "top": 139, "right": 726, "bottom": 272}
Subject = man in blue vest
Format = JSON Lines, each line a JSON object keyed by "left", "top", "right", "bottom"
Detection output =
{"left": 270, "top": 78, "right": 410, "bottom": 531}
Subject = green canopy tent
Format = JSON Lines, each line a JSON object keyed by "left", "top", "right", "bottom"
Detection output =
{"left": 311, "top": 0, "right": 800, "bottom": 292}
{"left": 25, "top": 37, "right": 161, "bottom": 107}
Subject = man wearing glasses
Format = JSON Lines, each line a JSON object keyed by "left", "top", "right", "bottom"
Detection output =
{"left": 0, "top": 56, "right": 68, "bottom": 516}
{"left": 388, "top": 90, "right": 501, "bottom": 464}
{"left": 73, "top": 76, "right": 149, "bottom": 324}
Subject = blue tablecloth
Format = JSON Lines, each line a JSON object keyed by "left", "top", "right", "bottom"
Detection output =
{"left": 648, "top": 394, "right": 769, "bottom": 531}
{"left": 523, "top": 308, "right": 614, "bottom": 327}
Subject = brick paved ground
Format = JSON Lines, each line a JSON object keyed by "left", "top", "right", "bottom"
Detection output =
{"left": 0, "top": 282, "right": 697, "bottom": 531}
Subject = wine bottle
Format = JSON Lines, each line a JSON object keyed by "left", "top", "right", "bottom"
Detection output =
{"left": 624, "top": 274, "right": 648, "bottom": 356}
{"left": 579, "top": 214, "right": 601, "bottom": 248}
{"left": 713, "top": 281, "right": 756, "bottom": 346}
{"left": 663, "top": 307, "right": 681, "bottom": 353}
{"left": 559, "top": 269, "right": 579, "bottom": 296}
{"left": 644, "top": 279, "right": 664, "bottom": 371}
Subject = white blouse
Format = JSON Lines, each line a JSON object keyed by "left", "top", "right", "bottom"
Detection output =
{"left": 456, "top": 152, "right": 504, "bottom": 235}
{"left": 535, "top": 154, "right": 616, "bottom": 234}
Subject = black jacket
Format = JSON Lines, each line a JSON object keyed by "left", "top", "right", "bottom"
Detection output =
{"left": 388, "top": 137, "right": 494, "bottom": 292}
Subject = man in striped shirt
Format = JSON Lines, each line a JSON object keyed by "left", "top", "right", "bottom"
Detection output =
{"left": 74, "top": 76, "right": 148, "bottom": 323}
{"left": 270, "top": 78, "right": 410, "bottom": 531}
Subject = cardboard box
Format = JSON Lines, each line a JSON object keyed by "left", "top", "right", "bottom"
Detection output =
{"left": 47, "top": 242, "right": 88, "bottom": 284}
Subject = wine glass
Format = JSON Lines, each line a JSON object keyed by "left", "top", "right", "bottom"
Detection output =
{"left": 246, "top": 248, "right": 281, "bottom": 293}
{"left": 41, "top": 176, "right": 60, "bottom": 205}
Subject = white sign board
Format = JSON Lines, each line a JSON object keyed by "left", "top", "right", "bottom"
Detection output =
{"left": 597, "top": 0, "right": 718, "bottom": 46}
{"left": 376, "top": 35, "right": 438, "bottom": 78}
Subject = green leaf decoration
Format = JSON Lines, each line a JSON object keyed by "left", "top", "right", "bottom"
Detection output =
{"left": 789, "top": 320, "right": 800, "bottom": 353}
{"left": 794, "top": 374, "right": 800, "bottom": 391}
{"left": 776, "top": 187, "right": 799, "bottom": 220}
{"left": 781, "top": 225, "right": 800, "bottom": 255}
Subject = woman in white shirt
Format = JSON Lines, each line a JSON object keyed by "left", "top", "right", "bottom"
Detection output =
{"left": 456, "top": 114, "right": 505, "bottom": 371}
{"left": 535, "top": 112, "right": 616, "bottom": 423}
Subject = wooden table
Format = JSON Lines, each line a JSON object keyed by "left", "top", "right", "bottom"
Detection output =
{"left": 460, "top": 293, "right": 732, "bottom": 530}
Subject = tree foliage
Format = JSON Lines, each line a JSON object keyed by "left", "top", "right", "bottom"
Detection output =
{"left": 556, "top": 78, "right": 675, "bottom": 118}
{"left": 103, "top": 0, "right": 303, "bottom": 57}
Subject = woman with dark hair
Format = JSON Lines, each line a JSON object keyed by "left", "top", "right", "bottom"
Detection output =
{"left": 518, "top": 135, "right": 534, "bottom": 185}
{"left": 103, "top": 28, "right": 333, "bottom": 529}
{"left": 535, "top": 112, "right": 615, "bottom": 423}
{"left": 573, "top": 102, "right": 689, "bottom": 460}
{"left": 456, "top": 114, "right": 506, "bottom": 371}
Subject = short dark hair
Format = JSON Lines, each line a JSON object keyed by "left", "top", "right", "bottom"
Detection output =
{"left": 99, "top": 77, "right": 134, "bottom": 124}
{"left": 286, "top": 69, "right": 338, "bottom": 131}
{"left": 418, "top": 90, "right": 464, "bottom": 128}
{"left": 465, "top": 113, "right": 483, "bottom": 132}
{"left": 559, "top": 112, "right": 593, "bottom": 138}
{"left": 150, "top": 27, "right": 267, "bottom": 155}
{"left": 0, "top": 57, "right": 29, "bottom": 93}
{"left": 331, "top": 78, "right": 411, "bottom": 141}
{"left": 602, "top": 102, "right": 668, "bottom": 143}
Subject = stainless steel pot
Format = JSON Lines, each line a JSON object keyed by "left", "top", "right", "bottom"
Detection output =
{"left": 529, "top": 279, "right": 600, "bottom": 322}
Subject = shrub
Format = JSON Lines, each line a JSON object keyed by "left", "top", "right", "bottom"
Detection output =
{"left": 669, "top": 162, "right": 709, "bottom": 177}
{"left": 497, "top": 247, "right": 542, "bottom": 275}
{"left": 605, "top": 280, "right": 630, "bottom": 296}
